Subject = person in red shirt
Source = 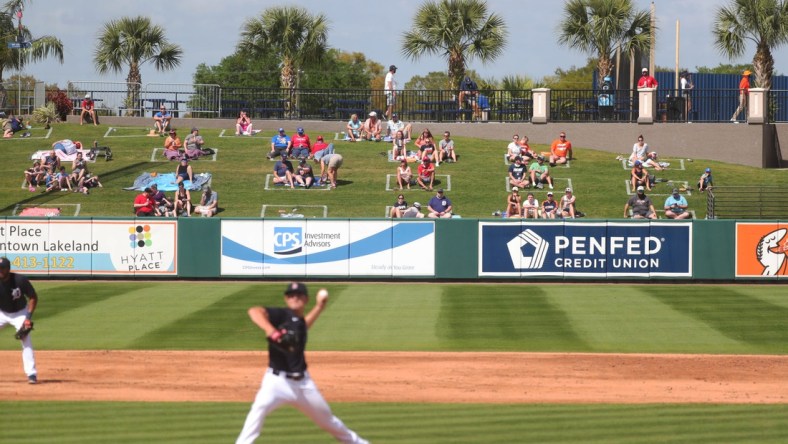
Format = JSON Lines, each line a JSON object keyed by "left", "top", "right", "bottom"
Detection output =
{"left": 291, "top": 127, "right": 311, "bottom": 159}
{"left": 133, "top": 188, "right": 155, "bottom": 217}
{"left": 549, "top": 131, "right": 572, "bottom": 166}
{"left": 731, "top": 69, "right": 751, "bottom": 122}
{"left": 416, "top": 158, "right": 435, "bottom": 191}
{"left": 81, "top": 94, "right": 98, "bottom": 126}
{"left": 637, "top": 67, "right": 658, "bottom": 89}
{"left": 309, "top": 135, "right": 335, "bottom": 161}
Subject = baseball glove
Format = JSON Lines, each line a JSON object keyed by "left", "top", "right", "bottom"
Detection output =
{"left": 15, "top": 322, "right": 33, "bottom": 340}
{"left": 269, "top": 325, "right": 300, "bottom": 353}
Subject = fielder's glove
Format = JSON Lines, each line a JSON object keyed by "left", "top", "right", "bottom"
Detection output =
{"left": 15, "top": 322, "right": 33, "bottom": 340}
{"left": 268, "top": 325, "right": 300, "bottom": 353}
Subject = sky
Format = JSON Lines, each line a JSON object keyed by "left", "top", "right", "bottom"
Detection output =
{"left": 16, "top": 0, "right": 788, "bottom": 89}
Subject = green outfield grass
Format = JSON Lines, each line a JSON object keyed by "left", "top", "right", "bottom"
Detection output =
{"left": 2, "top": 123, "right": 787, "bottom": 218}
{"left": 1, "top": 401, "right": 786, "bottom": 443}
{"left": 1, "top": 282, "right": 785, "bottom": 354}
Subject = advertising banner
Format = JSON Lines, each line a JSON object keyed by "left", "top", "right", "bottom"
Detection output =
{"left": 735, "top": 222, "right": 788, "bottom": 277}
{"left": 0, "top": 219, "right": 177, "bottom": 275}
{"left": 479, "top": 221, "right": 692, "bottom": 277}
{"left": 220, "top": 220, "right": 435, "bottom": 276}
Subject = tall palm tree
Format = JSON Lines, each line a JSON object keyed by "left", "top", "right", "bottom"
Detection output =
{"left": 239, "top": 6, "right": 329, "bottom": 91}
{"left": 557, "top": 0, "right": 651, "bottom": 86}
{"left": 401, "top": 0, "right": 507, "bottom": 91}
{"left": 94, "top": 16, "right": 182, "bottom": 114}
{"left": 713, "top": 0, "right": 788, "bottom": 89}
{"left": 0, "top": 0, "right": 64, "bottom": 108}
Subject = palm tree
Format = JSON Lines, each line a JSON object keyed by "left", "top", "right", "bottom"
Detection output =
{"left": 239, "top": 6, "right": 329, "bottom": 91}
{"left": 713, "top": 0, "right": 788, "bottom": 89}
{"left": 94, "top": 16, "right": 182, "bottom": 115}
{"left": 0, "top": 0, "right": 64, "bottom": 108}
{"left": 401, "top": 0, "right": 507, "bottom": 91}
{"left": 557, "top": 0, "right": 651, "bottom": 86}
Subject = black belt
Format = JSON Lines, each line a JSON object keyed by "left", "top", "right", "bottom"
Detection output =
{"left": 271, "top": 369, "right": 305, "bottom": 381}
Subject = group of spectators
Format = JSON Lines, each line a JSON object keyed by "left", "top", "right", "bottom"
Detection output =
{"left": 133, "top": 183, "right": 217, "bottom": 218}
{"left": 24, "top": 140, "right": 102, "bottom": 195}
{"left": 268, "top": 127, "right": 342, "bottom": 189}
{"left": 623, "top": 134, "right": 711, "bottom": 219}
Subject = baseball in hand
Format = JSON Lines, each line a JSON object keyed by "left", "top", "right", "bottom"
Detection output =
{"left": 316, "top": 288, "right": 329, "bottom": 303}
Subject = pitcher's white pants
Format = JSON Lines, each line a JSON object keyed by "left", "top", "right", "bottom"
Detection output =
{"left": 0, "top": 308, "right": 37, "bottom": 377}
{"left": 236, "top": 368, "right": 368, "bottom": 444}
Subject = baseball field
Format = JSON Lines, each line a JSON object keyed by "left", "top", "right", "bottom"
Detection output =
{"left": 1, "top": 281, "right": 786, "bottom": 443}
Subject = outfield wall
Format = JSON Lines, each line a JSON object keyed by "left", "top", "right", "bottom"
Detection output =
{"left": 0, "top": 218, "right": 786, "bottom": 280}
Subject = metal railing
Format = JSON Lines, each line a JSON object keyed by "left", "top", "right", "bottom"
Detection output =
{"left": 707, "top": 186, "right": 788, "bottom": 219}
{"left": 0, "top": 80, "right": 43, "bottom": 115}
{"left": 54, "top": 82, "right": 788, "bottom": 123}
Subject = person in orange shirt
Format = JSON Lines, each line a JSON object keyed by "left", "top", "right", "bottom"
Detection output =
{"left": 731, "top": 69, "right": 751, "bottom": 122}
{"left": 549, "top": 131, "right": 572, "bottom": 166}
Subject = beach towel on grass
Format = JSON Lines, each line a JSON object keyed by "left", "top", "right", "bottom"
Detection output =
{"left": 19, "top": 207, "right": 61, "bottom": 217}
{"left": 123, "top": 172, "right": 212, "bottom": 191}
{"left": 30, "top": 149, "right": 91, "bottom": 162}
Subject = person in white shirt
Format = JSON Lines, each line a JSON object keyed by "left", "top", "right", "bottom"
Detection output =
{"left": 628, "top": 134, "right": 649, "bottom": 165}
{"left": 384, "top": 65, "right": 397, "bottom": 120}
{"left": 386, "top": 113, "right": 412, "bottom": 141}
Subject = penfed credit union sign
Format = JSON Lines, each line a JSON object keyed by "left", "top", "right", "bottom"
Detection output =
{"left": 478, "top": 222, "right": 692, "bottom": 277}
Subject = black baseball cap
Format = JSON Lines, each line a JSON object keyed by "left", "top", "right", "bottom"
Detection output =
{"left": 0, "top": 257, "right": 10, "bottom": 269}
{"left": 284, "top": 281, "right": 308, "bottom": 296}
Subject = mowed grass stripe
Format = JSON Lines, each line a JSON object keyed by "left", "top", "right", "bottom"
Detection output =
{"left": 2, "top": 402, "right": 786, "bottom": 444}
{"left": 645, "top": 287, "right": 788, "bottom": 353}
{"left": 549, "top": 285, "right": 748, "bottom": 354}
{"left": 26, "top": 283, "right": 243, "bottom": 349}
{"left": 310, "top": 284, "right": 443, "bottom": 350}
{"left": 28, "top": 282, "right": 156, "bottom": 321}
{"left": 129, "top": 283, "right": 284, "bottom": 350}
{"left": 436, "top": 285, "right": 590, "bottom": 351}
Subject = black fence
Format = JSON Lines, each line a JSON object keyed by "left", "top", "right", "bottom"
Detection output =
{"left": 707, "top": 186, "right": 788, "bottom": 219}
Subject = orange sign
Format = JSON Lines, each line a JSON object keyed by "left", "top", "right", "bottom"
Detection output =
{"left": 735, "top": 223, "right": 788, "bottom": 277}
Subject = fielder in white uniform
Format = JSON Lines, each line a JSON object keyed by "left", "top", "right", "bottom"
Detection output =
{"left": 0, "top": 257, "right": 38, "bottom": 384}
{"left": 236, "top": 282, "right": 368, "bottom": 444}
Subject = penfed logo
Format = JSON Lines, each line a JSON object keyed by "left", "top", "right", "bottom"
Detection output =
{"left": 480, "top": 222, "right": 691, "bottom": 277}
{"left": 273, "top": 227, "right": 303, "bottom": 255}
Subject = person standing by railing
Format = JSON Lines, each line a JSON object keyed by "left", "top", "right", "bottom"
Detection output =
{"left": 385, "top": 65, "right": 397, "bottom": 120}
{"left": 680, "top": 71, "right": 694, "bottom": 120}
{"left": 637, "top": 67, "right": 658, "bottom": 89}
{"left": 731, "top": 70, "right": 751, "bottom": 123}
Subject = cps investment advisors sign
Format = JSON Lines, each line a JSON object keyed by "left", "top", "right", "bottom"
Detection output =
{"left": 220, "top": 220, "right": 435, "bottom": 276}
{"left": 478, "top": 222, "right": 692, "bottom": 277}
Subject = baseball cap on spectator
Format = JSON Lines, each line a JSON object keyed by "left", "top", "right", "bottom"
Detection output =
{"left": 369, "top": 111, "right": 377, "bottom": 117}
{"left": 547, "top": 191, "right": 554, "bottom": 196}
{"left": 705, "top": 167, "right": 711, "bottom": 172}
{"left": 642, "top": 67, "right": 648, "bottom": 72}
{"left": 278, "top": 128, "right": 285, "bottom": 132}
{"left": 144, "top": 187, "right": 152, "bottom": 193}
{"left": 85, "top": 93, "right": 91, "bottom": 99}
{"left": 635, "top": 160, "right": 642, "bottom": 166}
{"left": 423, "top": 158, "right": 431, "bottom": 163}
{"left": 637, "top": 185, "right": 645, "bottom": 191}
{"left": 191, "top": 127, "right": 198, "bottom": 132}
{"left": 169, "top": 129, "right": 176, "bottom": 134}
{"left": 150, "top": 183, "right": 158, "bottom": 189}
{"left": 413, "top": 202, "right": 421, "bottom": 208}
{"left": 280, "top": 152, "right": 288, "bottom": 159}
{"left": 390, "top": 65, "right": 397, "bottom": 71}
{"left": 512, "top": 186, "right": 519, "bottom": 192}
{"left": 392, "top": 113, "right": 398, "bottom": 118}
{"left": 437, "top": 188, "right": 444, "bottom": 194}
{"left": 297, "top": 127, "right": 304, "bottom": 134}
{"left": 0, "top": 257, "right": 10, "bottom": 269}
{"left": 672, "top": 188, "right": 680, "bottom": 194}
{"left": 180, "top": 158, "right": 188, "bottom": 163}
{"left": 565, "top": 187, "right": 572, "bottom": 192}
{"left": 284, "top": 281, "right": 308, "bottom": 296}
{"left": 317, "top": 135, "right": 324, "bottom": 141}
{"left": 743, "top": 70, "right": 752, "bottom": 76}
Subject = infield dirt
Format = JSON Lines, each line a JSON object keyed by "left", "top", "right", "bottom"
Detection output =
{"left": 1, "top": 351, "right": 786, "bottom": 404}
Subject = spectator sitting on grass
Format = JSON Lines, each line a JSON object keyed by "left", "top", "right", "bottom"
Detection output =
{"left": 386, "top": 113, "right": 412, "bottom": 141}
{"left": 624, "top": 186, "right": 658, "bottom": 219}
{"left": 235, "top": 109, "right": 259, "bottom": 136}
{"left": 184, "top": 127, "right": 205, "bottom": 160}
{"left": 560, "top": 188, "right": 577, "bottom": 219}
{"left": 55, "top": 166, "right": 72, "bottom": 192}
{"left": 427, "top": 189, "right": 453, "bottom": 219}
{"left": 273, "top": 153, "right": 295, "bottom": 189}
{"left": 268, "top": 128, "right": 291, "bottom": 159}
{"left": 310, "top": 135, "right": 335, "bottom": 162}
{"left": 134, "top": 187, "right": 156, "bottom": 217}
{"left": 24, "top": 161, "right": 44, "bottom": 192}
{"left": 3, "top": 113, "right": 25, "bottom": 138}
{"left": 664, "top": 188, "right": 690, "bottom": 219}
{"left": 392, "top": 130, "right": 408, "bottom": 161}
{"left": 698, "top": 168, "right": 713, "bottom": 192}
{"left": 361, "top": 112, "right": 382, "bottom": 141}
{"left": 175, "top": 158, "right": 194, "bottom": 185}
{"left": 70, "top": 152, "right": 89, "bottom": 185}
{"left": 153, "top": 105, "right": 172, "bottom": 136}
{"left": 150, "top": 183, "right": 174, "bottom": 217}
{"left": 175, "top": 182, "right": 192, "bottom": 217}
{"left": 291, "top": 127, "right": 311, "bottom": 159}
{"left": 401, "top": 201, "right": 424, "bottom": 218}
{"left": 346, "top": 114, "right": 362, "bottom": 142}
{"left": 416, "top": 158, "right": 435, "bottom": 191}
{"left": 522, "top": 192, "right": 540, "bottom": 219}
{"left": 507, "top": 134, "right": 522, "bottom": 162}
{"left": 75, "top": 174, "right": 102, "bottom": 195}
{"left": 542, "top": 191, "right": 558, "bottom": 219}
{"left": 529, "top": 156, "right": 553, "bottom": 190}
{"left": 508, "top": 156, "right": 530, "bottom": 190}
{"left": 389, "top": 194, "right": 409, "bottom": 218}
{"left": 295, "top": 159, "right": 315, "bottom": 189}
{"left": 439, "top": 131, "right": 457, "bottom": 163}
{"left": 505, "top": 187, "right": 522, "bottom": 218}
{"left": 397, "top": 159, "right": 412, "bottom": 190}
{"left": 194, "top": 186, "right": 218, "bottom": 217}
{"left": 164, "top": 129, "right": 183, "bottom": 161}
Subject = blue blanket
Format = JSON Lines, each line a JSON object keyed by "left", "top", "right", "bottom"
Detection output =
{"left": 123, "top": 172, "right": 212, "bottom": 191}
